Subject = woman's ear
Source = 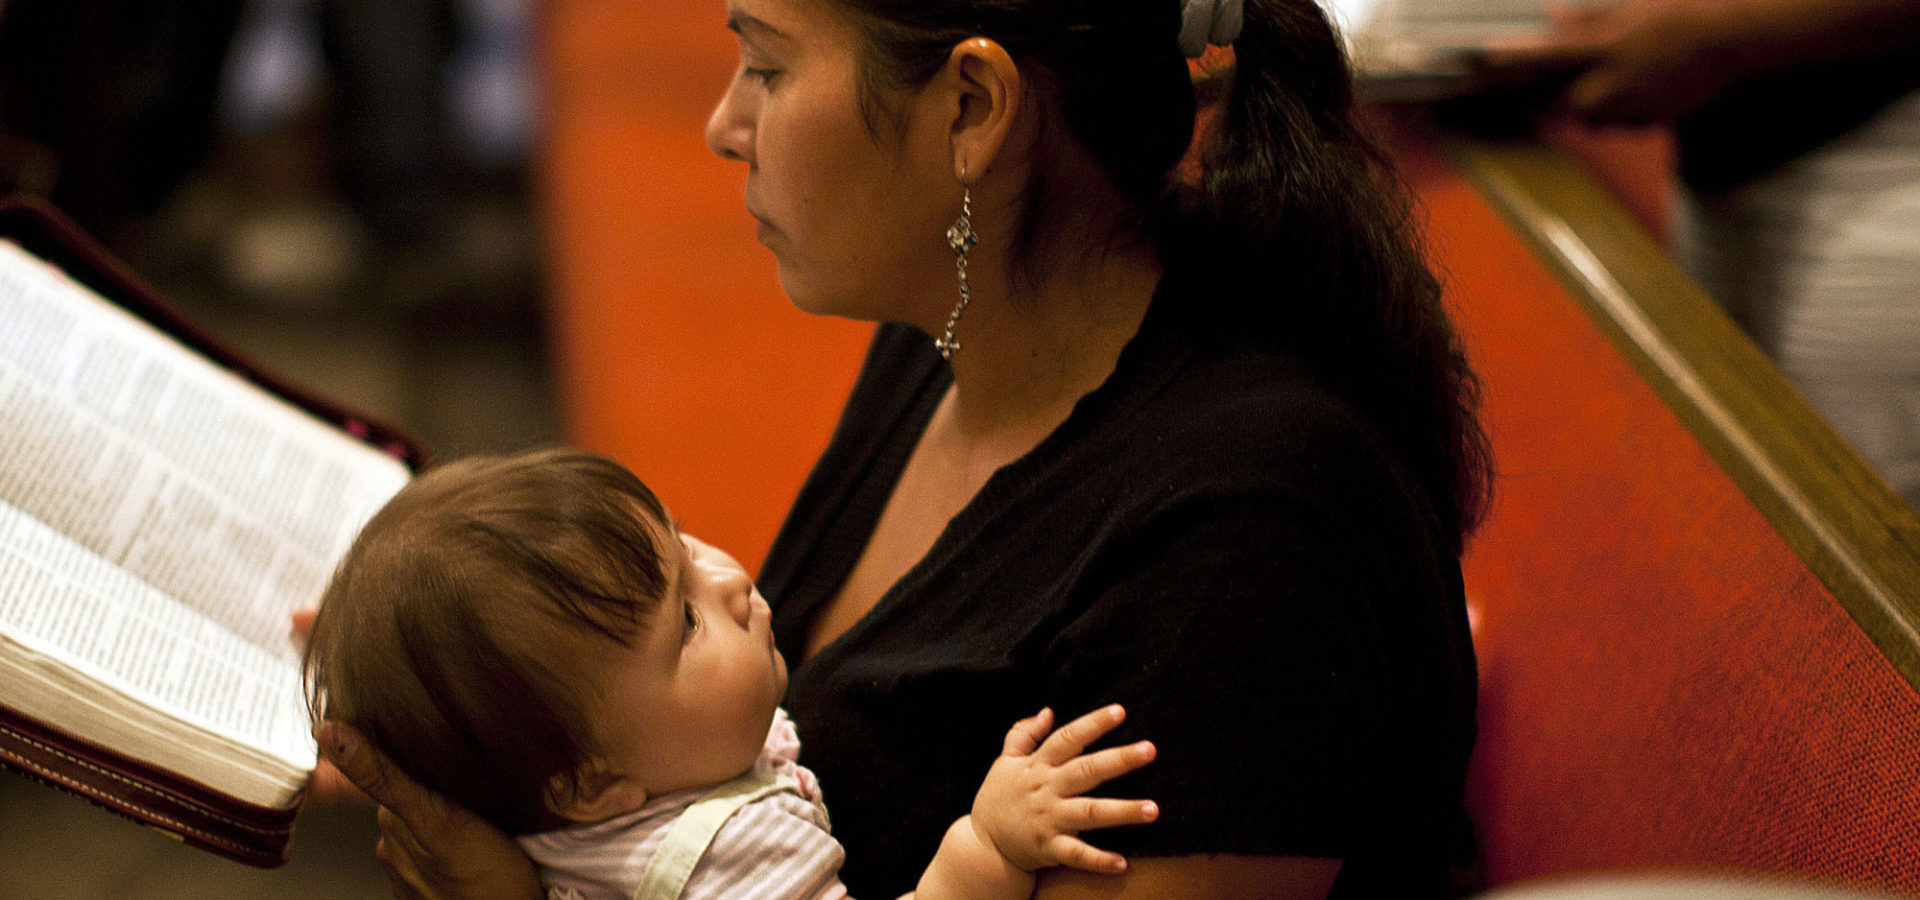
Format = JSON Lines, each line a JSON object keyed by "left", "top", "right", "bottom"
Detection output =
{"left": 936, "top": 38, "right": 1024, "bottom": 184}
{"left": 546, "top": 761, "right": 649, "bottom": 824}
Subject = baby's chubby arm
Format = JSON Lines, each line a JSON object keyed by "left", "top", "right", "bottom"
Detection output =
{"left": 903, "top": 705, "right": 1158, "bottom": 900}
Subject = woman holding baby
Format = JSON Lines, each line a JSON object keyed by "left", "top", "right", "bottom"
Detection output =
{"left": 312, "top": 0, "right": 1492, "bottom": 897}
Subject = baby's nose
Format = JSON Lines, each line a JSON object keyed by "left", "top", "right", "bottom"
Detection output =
{"left": 721, "top": 570, "right": 755, "bottom": 626}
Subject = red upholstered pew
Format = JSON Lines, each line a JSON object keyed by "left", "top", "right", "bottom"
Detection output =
{"left": 1395, "top": 124, "right": 1920, "bottom": 893}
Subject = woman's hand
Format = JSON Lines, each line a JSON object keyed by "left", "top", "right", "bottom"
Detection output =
{"left": 316, "top": 721, "right": 545, "bottom": 900}
{"left": 1477, "top": 0, "right": 1920, "bottom": 127}
{"left": 1479, "top": 0, "right": 1748, "bottom": 125}
{"left": 291, "top": 608, "right": 372, "bottom": 806}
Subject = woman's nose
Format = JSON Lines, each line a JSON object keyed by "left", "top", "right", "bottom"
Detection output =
{"left": 705, "top": 85, "right": 750, "bottom": 163}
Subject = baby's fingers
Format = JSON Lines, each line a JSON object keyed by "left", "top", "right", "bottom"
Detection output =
{"left": 1001, "top": 707, "right": 1055, "bottom": 757}
{"left": 1060, "top": 740, "right": 1157, "bottom": 795}
{"left": 1070, "top": 796, "right": 1161, "bottom": 832}
{"left": 1044, "top": 834, "right": 1130, "bottom": 876}
{"left": 1037, "top": 704, "right": 1127, "bottom": 764}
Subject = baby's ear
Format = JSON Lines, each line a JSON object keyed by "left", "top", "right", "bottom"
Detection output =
{"left": 545, "top": 760, "right": 649, "bottom": 823}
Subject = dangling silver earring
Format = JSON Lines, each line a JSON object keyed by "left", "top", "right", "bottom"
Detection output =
{"left": 935, "top": 187, "right": 978, "bottom": 361}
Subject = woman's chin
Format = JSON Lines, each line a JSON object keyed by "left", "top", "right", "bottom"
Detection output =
{"left": 775, "top": 268, "right": 930, "bottom": 326}
{"left": 777, "top": 277, "right": 863, "bottom": 321}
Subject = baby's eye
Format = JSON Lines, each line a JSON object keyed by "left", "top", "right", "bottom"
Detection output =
{"left": 681, "top": 601, "right": 699, "bottom": 643}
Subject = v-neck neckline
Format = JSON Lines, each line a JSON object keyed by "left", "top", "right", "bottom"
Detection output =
{"left": 795, "top": 272, "right": 1199, "bottom": 669}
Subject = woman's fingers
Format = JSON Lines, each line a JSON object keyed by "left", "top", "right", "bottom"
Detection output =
{"left": 318, "top": 721, "right": 445, "bottom": 898}
{"left": 303, "top": 757, "right": 374, "bottom": 806}
{"left": 374, "top": 808, "right": 435, "bottom": 900}
{"left": 290, "top": 607, "right": 318, "bottom": 642}
{"left": 316, "top": 721, "right": 454, "bottom": 838}
{"left": 319, "top": 720, "right": 544, "bottom": 900}
{"left": 1035, "top": 704, "right": 1127, "bottom": 764}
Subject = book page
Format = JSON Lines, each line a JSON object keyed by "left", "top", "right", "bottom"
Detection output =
{"left": 0, "top": 239, "right": 410, "bottom": 765}
{"left": 0, "top": 501, "right": 314, "bottom": 785}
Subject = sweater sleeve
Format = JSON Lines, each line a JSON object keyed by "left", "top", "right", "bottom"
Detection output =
{"left": 1040, "top": 425, "right": 1474, "bottom": 876}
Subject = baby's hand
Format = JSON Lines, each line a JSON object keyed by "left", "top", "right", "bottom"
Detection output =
{"left": 971, "top": 705, "right": 1158, "bottom": 876}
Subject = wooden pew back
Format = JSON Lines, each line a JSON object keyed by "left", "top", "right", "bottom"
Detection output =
{"left": 1395, "top": 125, "right": 1920, "bottom": 892}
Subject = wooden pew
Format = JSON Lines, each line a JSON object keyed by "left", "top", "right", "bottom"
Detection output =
{"left": 1391, "top": 119, "right": 1920, "bottom": 893}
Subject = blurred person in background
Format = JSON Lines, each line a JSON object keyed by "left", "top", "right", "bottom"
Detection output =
{"left": 1484, "top": 0, "right": 1920, "bottom": 510}
{"left": 0, "top": 0, "right": 246, "bottom": 250}
{"left": 0, "top": 0, "right": 536, "bottom": 313}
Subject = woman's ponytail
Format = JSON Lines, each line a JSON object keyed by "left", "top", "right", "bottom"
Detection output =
{"left": 1169, "top": 0, "right": 1491, "bottom": 549}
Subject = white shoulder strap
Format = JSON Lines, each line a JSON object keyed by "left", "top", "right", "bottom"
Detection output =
{"left": 631, "top": 767, "right": 800, "bottom": 900}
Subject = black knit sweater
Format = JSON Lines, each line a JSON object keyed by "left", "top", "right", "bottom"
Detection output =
{"left": 759, "top": 273, "right": 1476, "bottom": 899}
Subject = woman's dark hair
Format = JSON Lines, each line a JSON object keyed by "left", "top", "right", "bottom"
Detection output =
{"left": 304, "top": 448, "right": 673, "bottom": 834}
{"left": 828, "top": 0, "right": 1490, "bottom": 551}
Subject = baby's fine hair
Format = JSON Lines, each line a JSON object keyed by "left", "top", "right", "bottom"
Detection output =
{"left": 303, "top": 447, "right": 673, "bottom": 834}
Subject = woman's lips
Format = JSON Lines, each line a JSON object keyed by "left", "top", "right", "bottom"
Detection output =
{"left": 746, "top": 201, "right": 773, "bottom": 242}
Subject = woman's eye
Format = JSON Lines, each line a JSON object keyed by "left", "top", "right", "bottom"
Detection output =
{"left": 682, "top": 601, "right": 699, "bottom": 642}
{"left": 743, "top": 67, "right": 780, "bottom": 86}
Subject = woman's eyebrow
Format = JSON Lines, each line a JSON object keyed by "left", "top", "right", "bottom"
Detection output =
{"left": 726, "top": 11, "right": 790, "bottom": 43}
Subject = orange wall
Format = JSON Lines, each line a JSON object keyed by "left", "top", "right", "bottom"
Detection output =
{"left": 538, "top": 0, "right": 871, "bottom": 573}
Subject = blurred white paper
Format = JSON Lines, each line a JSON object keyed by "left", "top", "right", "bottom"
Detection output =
{"left": 1322, "top": 0, "right": 1607, "bottom": 98}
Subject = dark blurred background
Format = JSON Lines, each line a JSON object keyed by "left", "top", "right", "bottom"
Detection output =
{"left": 0, "top": 0, "right": 555, "bottom": 895}
{"left": 0, "top": 0, "right": 559, "bottom": 457}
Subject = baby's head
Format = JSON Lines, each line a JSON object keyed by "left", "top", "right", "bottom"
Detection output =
{"left": 304, "top": 448, "right": 787, "bottom": 834}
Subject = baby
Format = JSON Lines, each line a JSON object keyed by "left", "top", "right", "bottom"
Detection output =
{"left": 302, "top": 448, "right": 1157, "bottom": 900}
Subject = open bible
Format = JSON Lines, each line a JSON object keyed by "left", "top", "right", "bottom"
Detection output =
{"left": 0, "top": 197, "right": 426, "bottom": 866}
